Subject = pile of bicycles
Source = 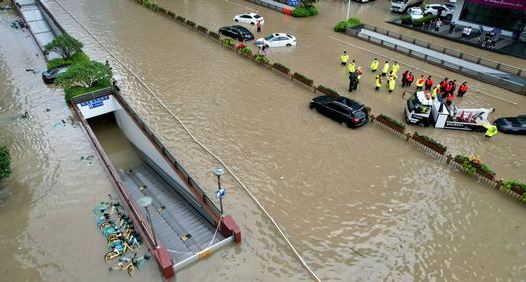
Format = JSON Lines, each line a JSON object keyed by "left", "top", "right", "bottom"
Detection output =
{"left": 94, "top": 195, "right": 150, "bottom": 276}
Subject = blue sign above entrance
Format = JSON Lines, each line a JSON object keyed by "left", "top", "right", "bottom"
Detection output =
{"left": 80, "top": 96, "right": 109, "bottom": 109}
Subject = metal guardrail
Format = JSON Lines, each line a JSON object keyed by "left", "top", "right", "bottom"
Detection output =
{"left": 348, "top": 26, "right": 526, "bottom": 95}
{"left": 364, "top": 24, "right": 526, "bottom": 79}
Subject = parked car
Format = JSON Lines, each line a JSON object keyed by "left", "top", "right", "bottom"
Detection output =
{"left": 42, "top": 65, "right": 68, "bottom": 84}
{"left": 218, "top": 25, "right": 254, "bottom": 41}
{"left": 309, "top": 95, "right": 369, "bottom": 128}
{"left": 255, "top": 33, "right": 296, "bottom": 48}
{"left": 233, "top": 12, "right": 265, "bottom": 25}
{"left": 424, "top": 4, "right": 455, "bottom": 20}
{"left": 494, "top": 115, "right": 526, "bottom": 135}
{"left": 407, "top": 7, "right": 424, "bottom": 21}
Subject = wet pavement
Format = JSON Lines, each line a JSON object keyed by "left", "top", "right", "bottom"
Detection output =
{"left": 1, "top": 0, "right": 526, "bottom": 281}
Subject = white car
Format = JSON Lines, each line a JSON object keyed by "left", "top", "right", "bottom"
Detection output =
{"left": 255, "top": 33, "right": 297, "bottom": 48}
{"left": 424, "top": 4, "right": 455, "bottom": 20}
{"left": 233, "top": 13, "right": 265, "bottom": 25}
{"left": 407, "top": 7, "right": 424, "bottom": 20}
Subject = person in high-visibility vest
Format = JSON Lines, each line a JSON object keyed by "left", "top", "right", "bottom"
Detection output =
{"left": 432, "top": 85, "right": 440, "bottom": 99}
{"left": 340, "top": 51, "right": 349, "bottom": 66}
{"left": 458, "top": 81, "right": 469, "bottom": 97}
{"left": 348, "top": 60, "right": 356, "bottom": 73}
{"left": 388, "top": 75, "right": 396, "bottom": 93}
{"left": 370, "top": 58, "right": 379, "bottom": 72}
{"left": 485, "top": 124, "right": 498, "bottom": 139}
{"left": 391, "top": 61, "right": 400, "bottom": 75}
{"left": 375, "top": 75, "right": 382, "bottom": 91}
{"left": 381, "top": 61, "right": 389, "bottom": 77}
{"left": 415, "top": 75, "right": 425, "bottom": 90}
{"left": 389, "top": 70, "right": 398, "bottom": 79}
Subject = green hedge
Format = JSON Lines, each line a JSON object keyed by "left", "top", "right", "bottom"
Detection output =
{"left": 292, "top": 4, "right": 319, "bottom": 17}
{"left": 47, "top": 51, "right": 89, "bottom": 70}
{"left": 413, "top": 15, "right": 437, "bottom": 27}
{"left": 334, "top": 17, "right": 362, "bottom": 32}
{"left": 0, "top": 145, "right": 11, "bottom": 180}
{"left": 413, "top": 132, "right": 447, "bottom": 153}
{"left": 316, "top": 85, "right": 339, "bottom": 97}
{"left": 401, "top": 15, "right": 412, "bottom": 24}
{"left": 239, "top": 46, "right": 252, "bottom": 56}
{"left": 64, "top": 84, "right": 111, "bottom": 103}
{"left": 378, "top": 114, "right": 406, "bottom": 130}
{"left": 222, "top": 38, "right": 235, "bottom": 47}
{"left": 272, "top": 63, "right": 291, "bottom": 75}
{"left": 253, "top": 53, "right": 270, "bottom": 64}
{"left": 454, "top": 155, "right": 496, "bottom": 177}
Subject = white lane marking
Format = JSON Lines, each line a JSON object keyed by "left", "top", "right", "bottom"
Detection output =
{"left": 329, "top": 35, "right": 518, "bottom": 105}
{"left": 225, "top": 0, "right": 259, "bottom": 12}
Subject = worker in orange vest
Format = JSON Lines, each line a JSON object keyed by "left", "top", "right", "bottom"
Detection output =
{"left": 424, "top": 76, "right": 433, "bottom": 91}
{"left": 415, "top": 75, "right": 425, "bottom": 90}
{"left": 457, "top": 81, "right": 469, "bottom": 97}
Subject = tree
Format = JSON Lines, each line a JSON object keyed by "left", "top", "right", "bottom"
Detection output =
{"left": 56, "top": 61, "right": 112, "bottom": 89}
{"left": 0, "top": 145, "right": 11, "bottom": 180}
{"left": 44, "top": 33, "right": 83, "bottom": 59}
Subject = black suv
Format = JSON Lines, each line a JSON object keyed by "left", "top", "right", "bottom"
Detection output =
{"left": 309, "top": 95, "right": 369, "bottom": 128}
{"left": 218, "top": 25, "right": 254, "bottom": 41}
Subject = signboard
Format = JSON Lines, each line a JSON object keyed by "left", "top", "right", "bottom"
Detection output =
{"left": 80, "top": 96, "right": 109, "bottom": 109}
{"left": 467, "top": 0, "right": 526, "bottom": 11}
{"left": 288, "top": 0, "right": 300, "bottom": 7}
{"left": 216, "top": 188, "right": 226, "bottom": 199}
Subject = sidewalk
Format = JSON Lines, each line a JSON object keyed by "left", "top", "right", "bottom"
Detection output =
{"left": 242, "top": 0, "right": 294, "bottom": 14}
{"left": 389, "top": 19, "right": 526, "bottom": 60}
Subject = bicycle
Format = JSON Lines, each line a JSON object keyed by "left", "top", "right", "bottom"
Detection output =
{"left": 104, "top": 241, "right": 138, "bottom": 262}
{"left": 108, "top": 252, "right": 151, "bottom": 276}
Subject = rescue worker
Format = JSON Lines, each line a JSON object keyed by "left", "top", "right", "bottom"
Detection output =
{"left": 425, "top": 76, "right": 433, "bottom": 91}
{"left": 444, "top": 81, "right": 453, "bottom": 95}
{"left": 356, "top": 67, "right": 363, "bottom": 81}
{"left": 440, "top": 78, "right": 449, "bottom": 91}
{"left": 401, "top": 70, "right": 409, "bottom": 87}
{"left": 381, "top": 61, "right": 389, "bottom": 77}
{"left": 446, "top": 92, "right": 455, "bottom": 106}
{"left": 432, "top": 85, "right": 440, "bottom": 99}
{"left": 415, "top": 75, "right": 425, "bottom": 90}
{"left": 484, "top": 124, "right": 498, "bottom": 139}
{"left": 458, "top": 81, "right": 469, "bottom": 97}
{"left": 388, "top": 75, "right": 396, "bottom": 93}
{"left": 348, "top": 60, "right": 356, "bottom": 74}
{"left": 340, "top": 51, "right": 349, "bottom": 66}
{"left": 370, "top": 58, "right": 379, "bottom": 72}
{"left": 391, "top": 61, "right": 400, "bottom": 75}
{"left": 406, "top": 72, "right": 414, "bottom": 87}
{"left": 450, "top": 79, "right": 457, "bottom": 94}
{"left": 375, "top": 75, "right": 382, "bottom": 91}
{"left": 389, "top": 70, "right": 397, "bottom": 79}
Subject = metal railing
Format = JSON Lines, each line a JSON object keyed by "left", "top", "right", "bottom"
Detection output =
{"left": 347, "top": 25, "right": 526, "bottom": 95}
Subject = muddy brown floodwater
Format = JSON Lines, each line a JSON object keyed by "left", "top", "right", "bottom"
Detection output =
{"left": 1, "top": 0, "right": 525, "bottom": 281}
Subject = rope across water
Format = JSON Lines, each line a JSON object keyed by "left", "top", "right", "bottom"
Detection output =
{"left": 52, "top": 1, "right": 321, "bottom": 281}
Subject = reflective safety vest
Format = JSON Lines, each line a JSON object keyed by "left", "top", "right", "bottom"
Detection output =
{"left": 425, "top": 79, "right": 433, "bottom": 87}
{"left": 459, "top": 84, "right": 469, "bottom": 93}
{"left": 382, "top": 63, "right": 389, "bottom": 74}
{"left": 340, "top": 54, "right": 349, "bottom": 64}
{"left": 370, "top": 60, "right": 379, "bottom": 71}
{"left": 391, "top": 63, "right": 400, "bottom": 74}
{"left": 485, "top": 125, "right": 498, "bottom": 137}
{"left": 416, "top": 79, "right": 425, "bottom": 87}
{"left": 388, "top": 77, "right": 396, "bottom": 90}
{"left": 348, "top": 63, "right": 355, "bottom": 73}
{"left": 432, "top": 86, "right": 440, "bottom": 98}
{"left": 375, "top": 77, "right": 382, "bottom": 88}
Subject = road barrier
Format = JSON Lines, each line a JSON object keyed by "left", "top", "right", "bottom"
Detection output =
{"left": 344, "top": 25, "right": 526, "bottom": 95}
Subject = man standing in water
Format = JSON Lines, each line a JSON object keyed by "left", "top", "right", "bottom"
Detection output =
{"left": 381, "top": 61, "right": 389, "bottom": 77}
{"left": 340, "top": 51, "right": 349, "bottom": 66}
{"left": 370, "top": 58, "right": 379, "bottom": 72}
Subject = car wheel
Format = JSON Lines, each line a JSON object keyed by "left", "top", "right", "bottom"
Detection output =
{"left": 425, "top": 13, "right": 432, "bottom": 17}
{"left": 234, "top": 19, "right": 239, "bottom": 22}
{"left": 286, "top": 43, "right": 292, "bottom": 47}
{"left": 250, "top": 22, "right": 255, "bottom": 25}
{"left": 265, "top": 44, "right": 269, "bottom": 49}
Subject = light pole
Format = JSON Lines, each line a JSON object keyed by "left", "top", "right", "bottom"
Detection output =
{"left": 346, "top": 0, "right": 351, "bottom": 20}
{"left": 138, "top": 196, "right": 157, "bottom": 248}
{"left": 213, "top": 167, "right": 225, "bottom": 214}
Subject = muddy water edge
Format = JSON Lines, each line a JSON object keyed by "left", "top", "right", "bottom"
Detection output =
{"left": 38, "top": 0, "right": 526, "bottom": 281}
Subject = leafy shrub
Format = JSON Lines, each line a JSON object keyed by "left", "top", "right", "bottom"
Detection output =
{"left": 44, "top": 33, "right": 83, "bottom": 59}
{"left": 222, "top": 38, "right": 235, "bottom": 47}
{"left": 0, "top": 145, "right": 11, "bottom": 180}
{"left": 253, "top": 53, "right": 270, "bottom": 64}
{"left": 502, "top": 180, "right": 526, "bottom": 193}
{"left": 142, "top": 0, "right": 159, "bottom": 11}
{"left": 454, "top": 155, "right": 495, "bottom": 177}
{"left": 401, "top": 15, "right": 412, "bottom": 24}
{"left": 64, "top": 85, "right": 110, "bottom": 103}
{"left": 333, "top": 17, "right": 362, "bottom": 32}
{"left": 239, "top": 46, "right": 252, "bottom": 56}
{"left": 316, "top": 85, "right": 339, "bottom": 97}
{"left": 413, "top": 132, "right": 447, "bottom": 153}
{"left": 47, "top": 51, "right": 89, "bottom": 70}
{"left": 378, "top": 114, "right": 406, "bottom": 130}
{"left": 272, "top": 63, "right": 291, "bottom": 75}
{"left": 413, "top": 15, "right": 436, "bottom": 27}
{"left": 167, "top": 11, "right": 176, "bottom": 17}
{"left": 292, "top": 4, "right": 319, "bottom": 17}
{"left": 293, "top": 72, "right": 314, "bottom": 87}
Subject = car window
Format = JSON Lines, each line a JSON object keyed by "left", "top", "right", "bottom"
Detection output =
{"left": 265, "top": 34, "right": 274, "bottom": 41}
{"left": 254, "top": 15, "right": 262, "bottom": 19}
{"left": 352, "top": 110, "right": 366, "bottom": 119}
{"left": 241, "top": 15, "right": 251, "bottom": 19}
{"left": 327, "top": 103, "right": 349, "bottom": 114}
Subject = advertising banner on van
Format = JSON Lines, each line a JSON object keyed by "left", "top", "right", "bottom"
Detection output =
{"left": 466, "top": 0, "right": 526, "bottom": 11}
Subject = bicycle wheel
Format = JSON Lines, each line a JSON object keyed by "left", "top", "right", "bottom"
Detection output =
{"left": 127, "top": 265, "right": 134, "bottom": 277}
{"left": 104, "top": 251, "right": 116, "bottom": 263}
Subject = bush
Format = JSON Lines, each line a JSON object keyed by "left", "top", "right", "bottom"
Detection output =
{"left": 272, "top": 63, "right": 291, "bottom": 75}
{"left": 292, "top": 4, "right": 319, "bottom": 17}
{"left": 503, "top": 180, "right": 526, "bottom": 193}
{"left": 64, "top": 85, "right": 110, "bottom": 103}
{"left": 333, "top": 17, "right": 362, "bottom": 32}
{"left": 47, "top": 51, "right": 89, "bottom": 70}
{"left": 253, "top": 53, "right": 270, "bottom": 64}
{"left": 378, "top": 114, "right": 406, "bottom": 130}
{"left": 413, "top": 15, "right": 436, "bottom": 27}
{"left": 454, "top": 155, "right": 495, "bottom": 177}
{"left": 293, "top": 72, "right": 314, "bottom": 87}
{"left": 0, "top": 145, "right": 11, "bottom": 180}
{"left": 239, "top": 46, "right": 252, "bottom": 56}
{"left": 222, "top": 38, "right": 235, "bottom": 47}
{"left": 44, "top": 33, "right": 83, "bottom": 59}
{"left": 401, "top": 15, "right": 412, "bottom": 24}
{"left": 316, "top": 85, "right": 339, "bottom": 97}
{"left": 413, "top": 132, "right": 447, "bottom": 153}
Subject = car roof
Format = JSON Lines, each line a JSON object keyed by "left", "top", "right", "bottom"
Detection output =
{"left": 231, "top": 25, "right": 250, "bottom": 32}
{"left": 247, "top": 12, "right": 259, "bottom": 16}
{"left": 334, "top": 97, "right": 363, "bottom": 110}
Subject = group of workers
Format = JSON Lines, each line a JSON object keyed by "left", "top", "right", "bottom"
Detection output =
{"left": 340, "top": 52, "right": 470, "bottom": 99}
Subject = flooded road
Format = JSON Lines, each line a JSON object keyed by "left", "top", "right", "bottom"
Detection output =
{"left": 1, "top": 0, "right": 525, "bottom": 281}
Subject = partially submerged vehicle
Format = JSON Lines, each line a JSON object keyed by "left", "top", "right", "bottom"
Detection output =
{"left": 494, "top": 115, "right": 526, "bottom": 135}
{"left": 405, "top": 91, "right": 493, "bottom": 132}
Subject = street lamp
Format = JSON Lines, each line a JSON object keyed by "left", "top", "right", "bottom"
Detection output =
{"left": 138, "top": 196, "right": 158, "bottom": 248}
{"left": 212, "top": 167, "right": 225, "bottom": 214}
